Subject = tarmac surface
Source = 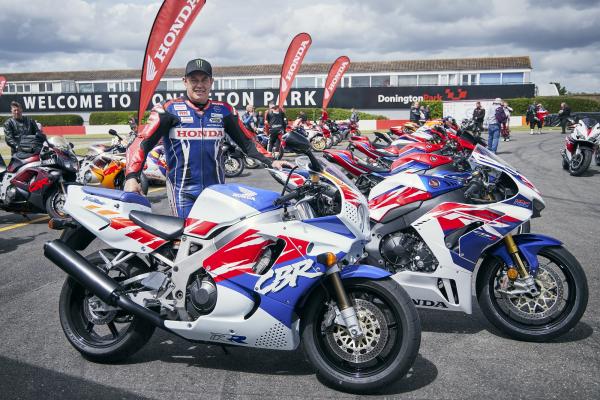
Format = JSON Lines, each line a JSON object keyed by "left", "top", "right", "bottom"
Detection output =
{"left": 0, "top": 130, "right": 599, "bottom": 399}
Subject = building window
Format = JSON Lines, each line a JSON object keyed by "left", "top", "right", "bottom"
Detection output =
{"left": 255, "top": 78, "right": 273, "bottom": 89}
{"left": 371, "top": 75, "right": 391, "bottom": 87}
{"left": 449, "top": 74, "right": 458, "bottom": 85}
{"left": 107, "top": 82, "right": 118, "bottom": 92}
{"left": 220, "top": 79, "right": 233, "bottom": 90}
{"left": 418, "top": 74, "right": 438, "bottom": 86}
{"left": 479, "top": 73, "right": 501, "bottom": 85}
{"left": 461, "top": 74, "right": 477, "bottom": 85}
{"left": 342, "top": 76, "right": 350, "bottom": 88}
{"left": 237, "top": 79, "right": 255, "bottom": 89}
{"left": 397, "top": 75, "right": 418, "bottom": 86}
{"left": 38, "top": 82, "right": 53, "bottom": 93}
{"left": 296, "top": 76, "right": 315, "bottom": 88}
{"left": 502, "top": 72, "right": 524, "bottom": 84}
{"left": 94, "top": 82, "right": 108, "bottom": 93}
{"left": 78, "top": 83, "right": 94, "bottom": 93}
{"left": 351, "top": 76, "right": 370, "bottom": 87}
{"left": 316, "top": 77, "right": 325, "bottom": 88}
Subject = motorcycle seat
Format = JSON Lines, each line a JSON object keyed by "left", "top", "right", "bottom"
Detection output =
{"left": 82, "top": 186, "right": 151, "bottom": 208}
{"left": 129, "top": 210, "right": 185, "bottom": 240}
{"left": 376, "top": 149, "right": 398, "bottom": 158}
{"left": 354, "top": 157, "right": 389, "bottom": 173}
{"left": 7, "top": 154, "right": 40, "bottom": 173}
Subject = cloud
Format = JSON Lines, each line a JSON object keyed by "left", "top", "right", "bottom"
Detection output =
{"left": 0, "top": 0, "right": 598, "bottom": 92}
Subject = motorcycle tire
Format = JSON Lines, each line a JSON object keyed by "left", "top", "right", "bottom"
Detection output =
{"left": 301, "top": 278, "right": 420, "bottom": 394}
{"left": 561, "top": 157, "right": 569, "bottom": 170}
{"left": 244, "top": 157, "right": 261, "bottom": 169}
{"left": 595, "top": 152, "right": 600, "bottom": 166}
{"left": 223, "top": 155, "right": 244, "bottom": 178}
{"left": 58, "top": 250, "right": 156, "bottom": 362}
{"left": 310, "top": 137, "right": 327, "bottom": 152}
{"left": 271, "top": 140, "right": 284, "bottom": 161}
{"left": 45, "top": 189, "right": 67, "bottom": 220}
{"left": 332, "top": 133, "right": 342, "bottom": 146}
{"left": 569, "top": 148, "right": 592, "bottom": 176}
{"left": 477, "top": 245, "right": 588, "bottom": 342}
{"left": 140, "top": 173, "right": 149, "bottom": 196}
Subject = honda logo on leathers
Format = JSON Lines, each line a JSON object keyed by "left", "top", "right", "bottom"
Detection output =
{"left": 281, "top": 40, "right": 310, "bottom": 92}
{"left": 170, "top": 128, "right": 224, "bottom": 139}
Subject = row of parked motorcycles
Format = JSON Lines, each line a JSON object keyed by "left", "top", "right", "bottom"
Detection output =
{"left": 40, "top": 116, "right": 588, "bottom": 394}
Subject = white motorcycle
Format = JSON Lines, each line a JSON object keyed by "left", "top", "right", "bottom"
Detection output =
{"left": 561, "top": 117, "right": 600, "bottom": 176}
{"left": 45, "top": 131, "right": 420, "bottom": 393}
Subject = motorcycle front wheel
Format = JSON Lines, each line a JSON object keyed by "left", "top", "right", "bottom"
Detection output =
{"left": 58, "top": 250, "right": 155, "bottom": 362}
{"left": 569, "top": 148, "right": 592, "bottom": 176}
{"left": 310, "top": 137, "right": 327, "bottom": 152}
{"left": 46, "top": 188, "right": 67, "bottom": 220}
{"left": 301, "top": 278, "right": 420, "bottom": 394}
{"left": 477, "top": 245, "right": 588, "bottom": 342}
{"left": 223, "top": 155, "right": 244, "bottom": 177}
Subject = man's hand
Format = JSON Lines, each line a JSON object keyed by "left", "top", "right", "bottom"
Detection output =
{"left": 271, "top": 160, "right": 294, "bottom": 170}
{"left": 124, "top": 177, "right": 142, "bottom": 194}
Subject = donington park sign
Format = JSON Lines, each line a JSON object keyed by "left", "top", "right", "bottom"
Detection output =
{"left": 0, "top": 84, "right": 534, "bottom": 113}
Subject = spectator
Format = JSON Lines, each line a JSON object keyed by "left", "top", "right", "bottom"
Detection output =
{"left": 424, "top": 105, "right": 431, "bottom": 121}
{"left": 256, "top": 111, "right": 265, "bottom": 130}
{"left": 3, "top": 101, "right": 45, "bottom": 157}
{"left": 558, "top": 102, "right": 571, "bottom": 134}
{"left": 265, "top": 102, "right": 287, "bottom": 152}
{"left": 485, "top": 98, "right": 508, "bottom": 154}
{"left": 350, "top": 108, "right": 360, "bottom": 124}
{"left": 501, "top": 101, "right": 513, "bottom": 142}
{"left": 409, "top": 101, "right": 420, "bottom": 123}
{"left": 472, "top": 101, "right": 485, "bottom": 134}
{"left": 241, "top": 104, "right": 256, "bottom": 132}
{"left": 526, "top": 102, "right": 542, "bottom": 135}
{"left": 320, "top": 107, "right": 329, "bottom": 123}
{"left": 418, "top": 106, "right": 426, "bottom": 125}
{"left": 292, "top": 111, "right": 312, "bottom": 129}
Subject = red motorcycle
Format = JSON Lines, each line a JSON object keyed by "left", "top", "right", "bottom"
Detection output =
{"left": 0, "top": 136, "right": 79, "bottom": 219}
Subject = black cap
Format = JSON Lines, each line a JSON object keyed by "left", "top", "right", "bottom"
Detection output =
{"left": 185, "top": 58, "right": 212, "bottom": 77}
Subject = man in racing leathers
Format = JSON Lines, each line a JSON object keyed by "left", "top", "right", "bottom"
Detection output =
{"left": 124, "top": 58, "right": 291, "bottom": 218}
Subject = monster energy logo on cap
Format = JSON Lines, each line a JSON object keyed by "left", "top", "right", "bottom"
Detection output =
{"left": 185, "top": 58, "right": 212, "bottom": 77}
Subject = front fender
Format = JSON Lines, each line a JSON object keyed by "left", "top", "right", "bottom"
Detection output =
{"left": 339, "top": 264, "right": 391, "bottom": 280}
{"left": 488, "top": 233, "right": 562, "bottom": 275}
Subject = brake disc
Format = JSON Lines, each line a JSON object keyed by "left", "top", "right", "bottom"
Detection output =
{"left": 326, "top": 298, "right": 389, "bottom": 364}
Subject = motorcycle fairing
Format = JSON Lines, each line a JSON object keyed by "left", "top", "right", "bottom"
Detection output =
{"left": 488, "top": 233, "right": 562, "bottom": 275}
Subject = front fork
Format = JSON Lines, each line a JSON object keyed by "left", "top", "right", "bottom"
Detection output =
{"left": 504, "top": 234, "right": 539, "bottom": 296}
{"left": 327, "top": 264, "right": 364, "bottom": 340}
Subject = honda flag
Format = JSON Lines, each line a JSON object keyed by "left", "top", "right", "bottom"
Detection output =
{"left": 322, "top": 56, "right": 350, "bottom": 109}
{"left": 0, "top": 76, "right": 6, "bottom": 96}
{"left": 138, "top": 0, "right": 206, "bottom": 124}
{"left": 277, "top": 33, "right": 312, "bottom": 108}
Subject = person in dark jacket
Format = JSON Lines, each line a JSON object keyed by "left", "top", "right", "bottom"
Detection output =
{"left": 472, "top": 102, "right": 485, "bottom": 134}
{"left": 558, "top": 102, "right": 571, "bottom": 134}
{"left": 3, "top": 101, "right": 45, "bottom": 157}
{"left": 409, "top": 101, "right": 420, "bottom": 123}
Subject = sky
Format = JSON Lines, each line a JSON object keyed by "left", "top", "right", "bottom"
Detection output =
{"left": 0, "top": 0, "right": 599, "bottom": 93}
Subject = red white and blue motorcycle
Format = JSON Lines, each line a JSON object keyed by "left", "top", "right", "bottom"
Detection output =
{"left": 275, "top": 145, "right": 588, "bottom": 341}
{"left": 561, "top": 117, "right": 600, "bottom": 176}
{"left": 45, "top": 132, "right": 420, "bottom": 393}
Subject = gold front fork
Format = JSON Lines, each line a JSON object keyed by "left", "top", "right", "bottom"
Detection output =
{"left": 503, "top": 234, "right": 530, "bottom": 278}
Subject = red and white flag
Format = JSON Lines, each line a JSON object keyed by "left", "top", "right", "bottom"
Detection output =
{"left": 138, "top": 0, "right": 206, "bottom": 124}
{"left": 277, "top": 33, "right": 312, "bottom": 108}
{"left": 322, "top": 56, "right": 350, "bottom": 109}
{"left": 0, "top": 76, "right": 7, "bottom": 96}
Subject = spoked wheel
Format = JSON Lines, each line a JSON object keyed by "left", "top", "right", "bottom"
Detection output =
{"left": 46, "top": 189, "right": 67, "bottom": 220}
{"left": 302, "top": 278, "right": 420, "bottom": 393}
{"left": 477, "top": 246, "right": 588, "bottom": 342}
{"left": 223, "top": 155, "right": 244, "bottom": 177}
{"left": 58, "top": 251, "right": 155, "bottom": 362}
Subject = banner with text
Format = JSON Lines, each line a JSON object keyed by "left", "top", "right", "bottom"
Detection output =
{"left": 322, "top": 56, "right": 350, "bottom": 109}
{"left": 278, "top": 33, "right": 312, "bottom": 108}
{"left": 0, "top": 84, "right": 536, "bottom": 113}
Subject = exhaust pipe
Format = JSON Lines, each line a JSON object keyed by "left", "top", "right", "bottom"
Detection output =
{"left": 44, "top": 240, "right": 166, "bottom": 329}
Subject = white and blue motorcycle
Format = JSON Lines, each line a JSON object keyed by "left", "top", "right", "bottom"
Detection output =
{"left": 44, "top": 132, "right": 420, "bottom": 393}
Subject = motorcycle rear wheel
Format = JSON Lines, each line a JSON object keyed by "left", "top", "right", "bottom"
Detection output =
{"left": 301, "top": 278, "right": 420, "bottom": 394}
{"left": 58, "top": 251, "right": 155, "bottom": 362}
{"left": 477, "top": 246, "right": 588, "bottom": 342}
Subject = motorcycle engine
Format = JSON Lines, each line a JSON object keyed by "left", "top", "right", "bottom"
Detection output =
{"left": 186, "top": 272, "right": 217, "bottom": 319}
{"left": 380, "top": 232, "right": 439, "bottom": 272}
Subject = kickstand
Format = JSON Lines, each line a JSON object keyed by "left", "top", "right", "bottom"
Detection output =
{"left": 220, "top": 345, "right": 229, "bottom": 355}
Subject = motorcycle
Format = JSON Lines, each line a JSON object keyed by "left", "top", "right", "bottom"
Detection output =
{"left": 221, "top": 140, "right": 245, "bottom": 178}
{"left": 561, "top": 117, "right": 600, "bottom": 176}
{"left": 44, "top": 131, "right": 420, "bottom": 393}
{"left": 77, "top": 129, "right": 149, "bottom": 194}
{"left": 276, "top": 145, "right": 582, "bottom": 341}
{"left": 0, "top": 136, "right": 79, "bottom": 219}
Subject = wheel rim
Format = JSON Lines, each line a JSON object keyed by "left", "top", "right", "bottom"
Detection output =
{"left": 66, "top": 268, "right": 136, "bottom": 348}
{"left": 51, "top": 192, "right": 67, "bottom": 218}
{"left": 314, "top": 288, "right": 402, "bottom": 377}
{"left": 489, "top": 252, "right": 576, "bottom": 328}
{"left": 571, "top": 153, "right": 583, "bottom": 169}
{"left": 312, "top": 138, "right": 326, "bottom": 151}
{"left": 224, "top": 157, "right": 241, "bottom": 174}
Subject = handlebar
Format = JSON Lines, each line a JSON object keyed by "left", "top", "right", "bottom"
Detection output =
{"left": 273, "top": 188, "right": 303, "bottom": 206}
